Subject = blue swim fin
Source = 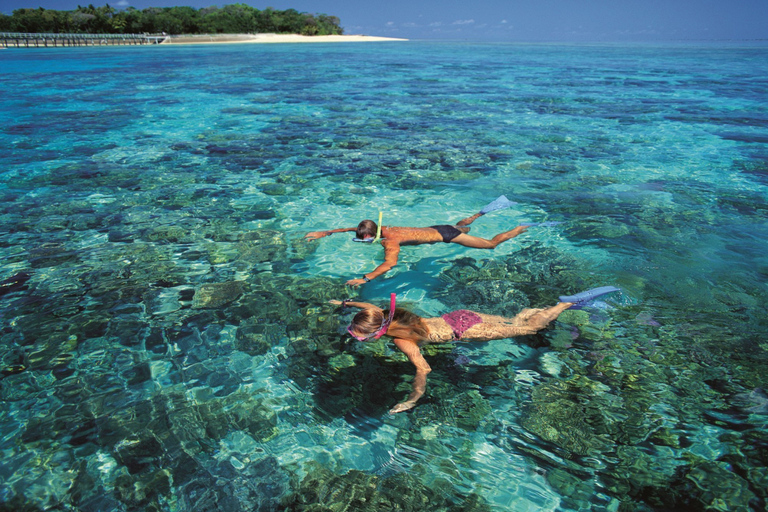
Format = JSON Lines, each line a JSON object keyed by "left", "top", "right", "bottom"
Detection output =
{"left": 520, "top": 221, "right": 562, "bottom": 227}
{"left": 480, "top": 195, "right": 517, "bottom": 215}
{"left": 559, "top": 286, "right": 620, "bottom": 309}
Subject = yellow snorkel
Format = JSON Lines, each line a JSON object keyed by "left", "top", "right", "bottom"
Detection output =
{"left": 373, "top": 211, "right": 383, "bottom": 242}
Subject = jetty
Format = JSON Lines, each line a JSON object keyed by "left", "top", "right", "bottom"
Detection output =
{"left": 1, "top": 32, "right": 167, "bottom": 48}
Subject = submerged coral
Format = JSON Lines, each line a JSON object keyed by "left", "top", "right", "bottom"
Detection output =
{"left": 2, "top": 42, "right": 768, "bottom": 512}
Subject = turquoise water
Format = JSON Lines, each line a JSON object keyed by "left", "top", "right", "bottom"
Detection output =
{"left": 1, "top": 41, "right": 767, "bottom": 511}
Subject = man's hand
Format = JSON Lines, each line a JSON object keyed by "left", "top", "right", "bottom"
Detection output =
{"left": 512, "top": 225, "right": 529, "bottom": 235}
{"left": 346, "top": 278, "right": 367, "bottom": 287}
{"left": 304, "top": 231, "right": 327, "bottom": 241}
{"left": 389, "top": 401, "right": 417, "bottom": 414}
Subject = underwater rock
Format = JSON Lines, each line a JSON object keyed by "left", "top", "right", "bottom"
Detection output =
{"left": 673, "top": 459, "right": 756, "bottom": 511}
{"left": 176, "top": 456, "right": 287, "bottom": 512}
{"left": 545, "top": 467, "right": 598, "bottom": 511}
{"left": 290, "top": 237, "right": 320, "bottom": 261}
{"left": 235, "top": 323, "right": 281, "bottom": 356}
{"left": 144, "top": 224, "right": 190, "bottom": 243}
{"left": 519, "top": 376, "right": 614, "bottom": 457}
{"left": 570, "top": 215, "right": 631, "bottom": 239}
{"left": 143, "top": 287, "right": 187, "bottom": 316}
{"left": 635, "top": 311, "right": 661, "bottom": 327}
{"left": 600, "top": 445, "right": 681, "bottom": 507}
{"left": 114, "top": 468, "right": 172, "bottom": 509}
{"left": 314, "top": 350, "right": 398, "bottom": 418}
{"left": 235, "top": 230, "right": 288, "bottom": 267}
{"left": 204, "top": 242, "right": 238, "bottom": 265}
{"left": 435, "top": 258, "right": 531, "bottom": 313}
{"left": 108, "top": 229, "right": 135, "bottom": 243}
{"left": 435, "top": 246, "right": 585, "bottom": 315}
{"left": 0, "top": 270, "right": 32, "bottom": 297}
{"left": 328, "top": 194, "right": 358, "bottom": 206}
{"left": 283, "top": 464, "right": 381, "bottom": 511}
{"left": 26, "top": 333, "right": 78, "bottom": 371}
{"left": 252, "top": 209, "right": 277, "bottom": 219}
{"left": 447, "top": 390, "right": 493, "bottom": 432}
{"left": 115, "top": 435, "right": 165, "bottom": 475}
{"left": 328, "top": 354, "right": 357, "bottom": 373}
{"left": 27, "top": 242, "right": 79, "bottom": 268}
{"left": 260, "top": 183, "right": 288, "bottom": 196}
{"left": 188, "top": 391, "right": 278, "bottom": 443}
{"left": 66, "top": 212, "right": 105, "bottom": 232}
{"left": 336, "top": 139, "right": 370, "bottom": 150}
{"left": 192, "top": 281, "right": 245, "bottom": 309}
{"left": 199, "top": 218, "right": 246, "bottom": 243}
{"left": 283, "top": 461, "right": 491, "bottom": 511}
{"left": 106, "top": 316, "right": 149, "bottom": 347}
{"left": 746, "top": 465, "right": 768, "bottom": 501}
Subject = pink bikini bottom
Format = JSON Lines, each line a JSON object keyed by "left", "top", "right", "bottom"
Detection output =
{"left": 441, "top": 309, "right": 483, "bottom": 339}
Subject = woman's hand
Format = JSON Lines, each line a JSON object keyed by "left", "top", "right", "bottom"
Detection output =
{"left": 389, "top": 401, "right": 417, "bottom": 414}
{"left": 304, "top": 231, "right": 327, "bottom": 241}
{"left": 346, "top": 278, "right": 367, "bottom": 288}
{"left": 328, "top": 299, "right": 343, "bottom": 305}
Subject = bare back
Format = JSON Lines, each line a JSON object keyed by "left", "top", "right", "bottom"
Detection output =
{"left": 381, "top": 226, "right": 444, "bottom": 245}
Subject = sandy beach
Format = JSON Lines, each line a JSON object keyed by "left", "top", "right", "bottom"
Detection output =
{"left": 162, "top": 33, "right": 407, "bottom": 44}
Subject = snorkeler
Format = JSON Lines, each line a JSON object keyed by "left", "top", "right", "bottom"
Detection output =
{"left": 332, "top": 287, "right": 620, "bottom": 414}
{"left": 305, "top": 196, "right": 530, "bottom": 287}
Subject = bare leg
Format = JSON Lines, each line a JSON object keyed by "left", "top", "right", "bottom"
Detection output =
{"left": 461, "top": 303, "right": 572, "bottom": 340}
{"left": 450, "top": 226, "right": 528, "bottom": 249}
{"left": 456, "top": 212, "right": 483, "bottom": 227}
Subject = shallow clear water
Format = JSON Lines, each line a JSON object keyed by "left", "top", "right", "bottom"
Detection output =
{"left": 1, "top": 41, "right": 767, "bottom": 511}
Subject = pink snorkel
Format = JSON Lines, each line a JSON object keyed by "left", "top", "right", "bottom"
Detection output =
{"left": 373, "top": 293, "right": 397, "bottom": 339}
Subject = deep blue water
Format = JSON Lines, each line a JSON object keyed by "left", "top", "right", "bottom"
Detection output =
{"left": 1, "top": 41, "right": 767, "bottom": 511}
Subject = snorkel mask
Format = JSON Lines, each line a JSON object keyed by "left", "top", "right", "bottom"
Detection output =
{"left": 347, "top": 293, "right": 396, "bottom": 341}
{"left": 352, "top": 211, "right": 384, "bottom": 243}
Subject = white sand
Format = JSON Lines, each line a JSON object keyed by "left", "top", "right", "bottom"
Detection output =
{"left": 162, "top": 33, "right": 407, "bottom": 44}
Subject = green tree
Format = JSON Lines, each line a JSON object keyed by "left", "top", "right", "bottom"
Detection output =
{"left": 0, "top": 14, "right": 13, "bottom": 31}
{"left": 116, "top": 7, "right": 144, "bottom": 33}
{"left": 167, "top": 6, "right": 199, "bottom": 34}
{"left": 254, "top": 7, "right": 277, "bottom": 33}
{"left": 317, "top": 14, "right": 343, "bottom": 35}
{"left": 1, "top": 3, "right": 345, "bottom": 36}
{"left": 70, "top": 11, "right": 96, "bottom": 32}
{"left": 301, "top": 15, "right": 318, "bottom": 36}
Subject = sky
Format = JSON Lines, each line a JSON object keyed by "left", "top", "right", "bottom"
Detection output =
{"left": 1, "top": 0, "right": 767, "bottom": 42}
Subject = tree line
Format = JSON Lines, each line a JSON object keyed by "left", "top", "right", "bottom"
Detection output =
{"left": 0, "top": 3, "right": 344, "bottom": 36}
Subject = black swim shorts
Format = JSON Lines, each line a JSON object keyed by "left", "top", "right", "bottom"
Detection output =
{"left": 430, "top": 225, "right": 462, "bottom": 243}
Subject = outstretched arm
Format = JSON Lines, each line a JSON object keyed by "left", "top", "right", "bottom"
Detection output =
{"left": 305, "top": 227, "right": 357, "bottom": 241}
{"left": 328, "top": 299, "right": 380, "bottom": 311}
{"left": 389, "top": 338, "right": 432, "bottom": 414}
{"left": 346, "top": 240, "right": 401, "bottom": 287}
{"left": 456, "top": 212, "right": 483, "bottom": 227}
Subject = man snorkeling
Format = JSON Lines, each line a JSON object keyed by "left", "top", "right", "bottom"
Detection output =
{"left": 304, "top": 196, "right": 530, "bottom": 287}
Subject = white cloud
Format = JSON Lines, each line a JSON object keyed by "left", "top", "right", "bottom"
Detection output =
{"left": 452, "top": 19, "right": 475, "bottom": 25}
{"left": 116, "top": 0, "right": 129, "bottom": 5}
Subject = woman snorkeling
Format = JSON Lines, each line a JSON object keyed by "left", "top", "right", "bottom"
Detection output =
{"left": 332, "top": 287, "right": 619, "bottom": 414}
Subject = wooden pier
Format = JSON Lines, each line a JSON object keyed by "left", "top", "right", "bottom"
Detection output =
{"left": 1, "top": 32, "right": 167, "bottom": 48}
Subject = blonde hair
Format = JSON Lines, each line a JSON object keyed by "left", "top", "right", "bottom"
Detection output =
{"left": 349, "top": 308, "right": 429, "bottom": 341}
